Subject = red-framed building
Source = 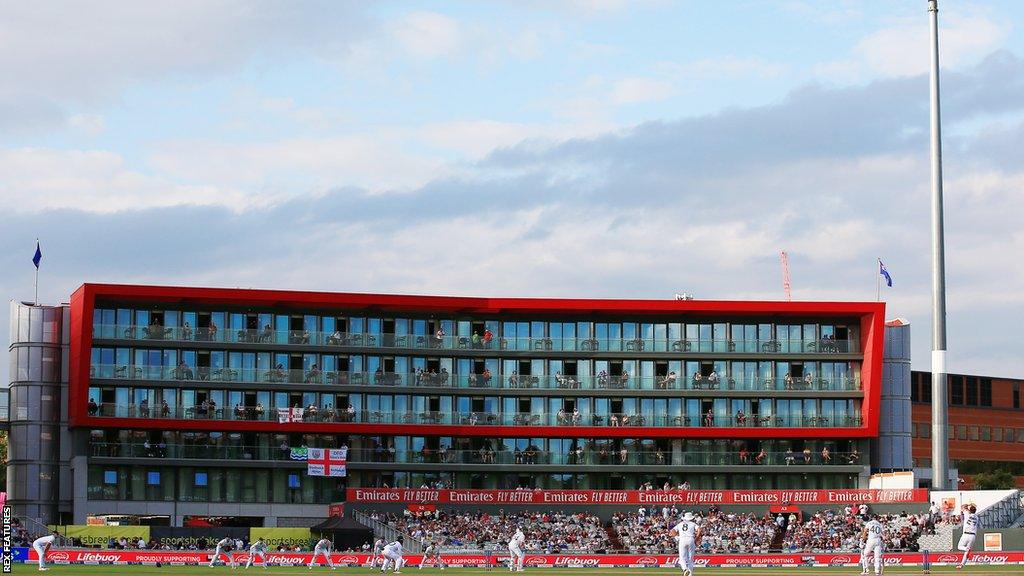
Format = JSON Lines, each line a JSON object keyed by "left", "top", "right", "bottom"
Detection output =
{"left": 9, "top": 284, "right": 887, "bottom": 526}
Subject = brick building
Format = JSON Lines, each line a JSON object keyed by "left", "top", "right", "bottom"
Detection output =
{"left": 911, "top": 370, "right": 1024, "bottom": 488}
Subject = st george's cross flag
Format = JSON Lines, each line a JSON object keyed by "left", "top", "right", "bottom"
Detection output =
{"left": 307, "top": 448, "right": 347, "bottom": 477}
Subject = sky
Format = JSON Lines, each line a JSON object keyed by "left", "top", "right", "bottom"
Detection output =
{"left": 2, "top": 0, "right": 1023, "bottom": 377}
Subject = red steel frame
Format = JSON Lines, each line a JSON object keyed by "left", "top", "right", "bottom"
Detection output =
{"left": 69, "top": 283, "right": 886, "bottom": 440}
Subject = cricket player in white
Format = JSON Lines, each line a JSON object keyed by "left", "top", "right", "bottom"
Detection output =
{"left": 957, "top": 504, "right": 978, "bottom": 570}
{"left": 246, "top": 537, "right": 268, "bottom": 569}
{"left": 419, "top": 542, "right": 445, "bottom": 569}
{"left": 669, "top": 512, "right": 701, "bottom": 576}
{"left": 382, "top": 538, "right": 405, "bottom": 573}
{"left": 860, "top": 515, "right": 885, "bottom": 576}
{"left": 507, "top": 526, "right": 526, "bottom": 572}
{"left": 309, "top": 537, "right": 337, "bottom": 570}
{"left": 210, "top": 536, "right": 237, "bottom": 568}
{"left": 370, "top": 538, "right": 386, "bottom": 569}
{"left": 32, "top": 531, "right": 59, "bottom": 571}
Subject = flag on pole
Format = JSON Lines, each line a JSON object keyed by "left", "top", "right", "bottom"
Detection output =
{"left": 307, "top": 448, "right": 347, "bottom": 477}
{"left": 879, "top": 260, "right": 893, "bottom": 287}
{"left": 32, "top": 241, "right": 42, "bottom": 269}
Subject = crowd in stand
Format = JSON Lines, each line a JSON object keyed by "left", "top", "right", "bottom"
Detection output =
{"left": 371, "top": 503, "right": 933, "bottom": 555}
{"left": 613, "top": 506, "right": 777, "bottom": 554}
{"left": 780, "top": 506, "right": 926, "bottom": 553}
{"left": 367, "top": 510, "right": 610, "bottom": 553}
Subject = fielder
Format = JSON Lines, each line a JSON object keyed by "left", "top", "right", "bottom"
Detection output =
{"left": 669, "top": 512, "right": 701, "bottom": 576}
{"left": 370, "top": 538, "right": 386, "bottom": 569}
{"left": 210, "top": 536, "right": 237, "bottom": 568}
{"left": 860, "top": 515, "right": 885, "bottom": 576}
{"left": 309, "top": 537, "right": 337, "bottom": 570}
{"left": 245, "top": 537, "right": 268, "bottom": 569}
{"left": 382, "top": 537, "right": 406, "bottom": 574}
{"left": 957, "top": 503, "right": 978, "bottom": 570}
{"left": 507, "top": 526, "right": 526, "bottom": 572}
{"left": 419, "top": 542, "right": 445, "bottom": 569}
{"left": 32, "top": 531, "right": 60, "bottom": 572}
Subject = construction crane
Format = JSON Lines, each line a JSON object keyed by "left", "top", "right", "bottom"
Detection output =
{"left": 780, "top": 251, "right": 792, "bottom": 301}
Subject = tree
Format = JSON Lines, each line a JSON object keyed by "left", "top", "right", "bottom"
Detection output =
{"left": 972, "top": 469, "right": 1016, "bottom": 490}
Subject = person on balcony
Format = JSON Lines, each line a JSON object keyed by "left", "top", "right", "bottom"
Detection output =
{"left": 304, "top": 364, "right": 321, "bottom": 383}
{"left": 483, "top": 328, "right": 494, "bottom": 347}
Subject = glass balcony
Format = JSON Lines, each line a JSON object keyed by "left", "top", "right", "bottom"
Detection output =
{"left": 86, "top": 442, "right": 863, "bottom": 466}
{"left": 92, "top": 325, "right": 859, "bottom": 355}
{"left": 87, "top": 403, "right": 863, "bottom": 428}
{"left": 88, "top": 364, "right": 862, "bottom": 392}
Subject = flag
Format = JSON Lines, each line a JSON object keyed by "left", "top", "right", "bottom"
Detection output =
{"left": 32, "top": 242, "right": 42, "bottom": 269}
{"left": 277, "top": 407, "right": 304, "bottom": 423}
{"left": 289, "top": 447, "right": 309, "bottom": 461}
{"left": 879, "top": 260, "right": 893, "bottom": 287}
{"left": 307, "top": 448, "right": 347, "bottom": 477}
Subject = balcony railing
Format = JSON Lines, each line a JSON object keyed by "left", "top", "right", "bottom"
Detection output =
{"left": 87, "top": 442, "right": 863, "bottom": 466}
{"left": 86, "top": 404, "right": 863, "bottom": 428}
{"left": 93, "top": 324, "right": 859, "bottom": 355}
{"left": 89, "top": 365, "right": 862, "bottom": 392}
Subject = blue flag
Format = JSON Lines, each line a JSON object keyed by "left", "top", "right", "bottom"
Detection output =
{"left": 32, "top": 241, "right": 42, "bottom": 269}
{"left": 879, "top": 260, "right": 892, "bottom": 287}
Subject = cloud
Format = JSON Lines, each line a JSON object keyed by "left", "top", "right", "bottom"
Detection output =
{"left": 0, "top": 1, "right": 371, "bottom": 132}
{"left": 3, "top": 52, "right": 1024, "bottom": 378}
{"left": 389, "top": 11, "right": 462, "bottom": 59}
{"left": 817, "top": 9, "right": 1009, "bottom": 82}
{"left": 609, "top": 77, "right": 676, "bottom": 105}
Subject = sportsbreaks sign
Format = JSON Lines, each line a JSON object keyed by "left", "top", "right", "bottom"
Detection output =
{"left": 347, "top": 488, "right": 928, "bottom": 505}
{"left": 23, "top": 550, "right": 1024, "bottom": 567}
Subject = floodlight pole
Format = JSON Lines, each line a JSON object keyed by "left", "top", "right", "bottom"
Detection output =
{"left": 928, "top": 0, "right": 950, "bottom": 490}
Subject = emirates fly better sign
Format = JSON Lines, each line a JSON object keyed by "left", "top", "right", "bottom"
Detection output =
{"left": 307, "top": 448, "right": 347, "bottom": 477}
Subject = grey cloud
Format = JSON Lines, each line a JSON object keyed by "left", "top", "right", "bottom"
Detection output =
{"left": 485, "top": 52, "right": 1024, "bottom": 177}
{"left": 3, "top": 52, "right": 1024, "bottom": 378}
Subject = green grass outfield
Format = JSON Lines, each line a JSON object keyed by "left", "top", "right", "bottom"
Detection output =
{"left": 11, "top": 567, "right": 1024, "bottom": 575}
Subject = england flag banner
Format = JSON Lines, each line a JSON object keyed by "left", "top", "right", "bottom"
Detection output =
{"left": 277, "top": 407, "right": 304, "bottom": 423}
{"left": 308, "top": 448, "right": 347, "bottom": 477}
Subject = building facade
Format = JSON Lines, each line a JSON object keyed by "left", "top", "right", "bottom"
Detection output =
{"left": 8, "top": 284, "right": 887, "bottom": 527}
{"left": 911, "top": 370, "right": 1024, "bottom": 488}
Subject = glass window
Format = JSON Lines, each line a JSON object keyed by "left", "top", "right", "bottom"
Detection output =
{"left": 981, "top": 427, "right": 991, "bottom": 441}
{"left": 968, "top": 426, "right": 979, "bottom": 441}
{"left": 951, "top": 379, "right": 963, "bottom": 405}
{"left": 956, "top": 425, "right": 967, "bottom": 440}
{"left": 980, "top": 379, "right": 992, "bottom": 407}
{"left": 966, "top": 377, "right": 978, "bottom": 406}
